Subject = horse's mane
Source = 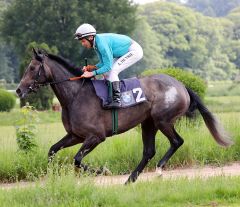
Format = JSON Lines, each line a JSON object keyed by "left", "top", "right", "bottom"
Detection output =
{"left": 47, "top": 53, "right": 83, "bottom": 76}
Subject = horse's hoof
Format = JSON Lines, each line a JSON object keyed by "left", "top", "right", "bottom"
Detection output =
{"left": 156, "top": 167, "right": 163, "bottom": 177}
{"left": 96, "top": 167, "right": 112, "bottom": 176}
{"left": 102, "top": 167, "right": 112, "bottom": 176}
{"left": 124, "top": 179, "right": 131, "bottom": 185}
{"left": 125, "top": 173, "right": 138, "bottom": 184}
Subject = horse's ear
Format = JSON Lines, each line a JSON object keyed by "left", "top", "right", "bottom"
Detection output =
{"left": 32, "top": 47, "right": 43, "bottom": 62}
{"left": 32, "top": 48, "right": 38, "bottom": 57}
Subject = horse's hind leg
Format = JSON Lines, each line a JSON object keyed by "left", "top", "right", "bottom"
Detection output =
{"left": 126, "top": 118, "right": 157, "bottom": 184}
{"left": 156, "top": 122, "right": 184, "bottom": 171}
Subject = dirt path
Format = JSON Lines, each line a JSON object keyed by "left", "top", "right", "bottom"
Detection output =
{"left": 1, "top": 162, "right": 240, "bottom": 189}
{"left": 94, "top": 162, "right": 240, "bottom": 185}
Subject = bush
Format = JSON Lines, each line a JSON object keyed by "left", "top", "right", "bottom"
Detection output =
{"left": 15, "top": 105, "right": 38, "bottom": 152}
{"left": 20, "top": 87, "right": 54, "bottom": 110}
{"left": 0, "top": 89, "right": 16, "bottom": 111}
{"left": 142, "top": 68, "right": 207, "bottom": 98}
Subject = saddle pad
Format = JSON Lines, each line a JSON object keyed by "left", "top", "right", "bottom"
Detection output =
{"left": 92, "top": 78, "right": 147, "bottom": 108}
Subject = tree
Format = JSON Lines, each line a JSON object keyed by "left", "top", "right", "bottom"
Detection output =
{"left": 0, "top": 0, "right": 18, "bottom": 83}
{"left": 138, "top": 2, "right": 237, "bottom": 80}
{"left": 185, "top": 0, "right": 240, "bottom": 17}
{"left": 122, "top": 15, "right": 171, "bottom": 78}
{"left": 0, "top": 42, "right": 14, "bottom": 82}
{"left": 225, "top": 8, "right": 240, "bottom": 69}
{"left": 1, "top": 0, "right": 137, "bottom": 67}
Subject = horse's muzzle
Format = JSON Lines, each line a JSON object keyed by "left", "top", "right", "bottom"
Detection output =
{"left": 16, "top": 87, "right": 27, "bottom": 99}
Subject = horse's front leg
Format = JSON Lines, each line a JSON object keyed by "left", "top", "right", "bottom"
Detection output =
{"left": 74, "top": 135, "right": 105, "bottom": 171}
{"left": 48, "top": 133, "right": 82, "bottom": 162}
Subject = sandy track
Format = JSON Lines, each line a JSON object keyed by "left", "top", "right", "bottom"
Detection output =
{"left": 95, "top": 162, "right": 240, "bottom": 185}
{"left": 1, "top": 162, "right": 240, "bottom": 189}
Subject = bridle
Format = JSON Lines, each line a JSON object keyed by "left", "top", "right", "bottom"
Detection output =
{"left": 28, "top": 62, "right": 46, "bottom": 93}
{"left": 28, "top": 60, "right": 85, "bottom": 93}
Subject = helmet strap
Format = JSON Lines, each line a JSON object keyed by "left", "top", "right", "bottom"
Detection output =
{"left": 85, "top": 36, "right": 95, "bottom": 48}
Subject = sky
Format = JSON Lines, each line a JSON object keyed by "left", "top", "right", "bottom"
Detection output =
{"left": 133, "top": 0, "right": 160, "bottom": 4}
{"left": 132, "top": 0, "right": 188, "bottom": 4}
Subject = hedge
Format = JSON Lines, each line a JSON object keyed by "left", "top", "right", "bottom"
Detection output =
{"left": 142, "top": 68, "right": 207, "bottom": 99}
{"left": 0, "top": 89, "right": 16, "bottom": 112}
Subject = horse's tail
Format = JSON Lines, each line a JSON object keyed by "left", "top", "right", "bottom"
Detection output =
{"left": 186, "top": 87, "right": 233, "bottom": 147}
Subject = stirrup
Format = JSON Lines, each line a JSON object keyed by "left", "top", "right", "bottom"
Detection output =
{"left": 103, "top": 101, "right": 121, "bottom": 109}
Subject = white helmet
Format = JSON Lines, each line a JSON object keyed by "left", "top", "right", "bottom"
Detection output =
{"left": 74, "top": 23, "right": 96, "bottom": 40}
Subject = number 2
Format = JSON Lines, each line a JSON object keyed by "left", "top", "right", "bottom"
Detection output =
{"left": 132, "top": 88, "right": 146, "bottom": 103}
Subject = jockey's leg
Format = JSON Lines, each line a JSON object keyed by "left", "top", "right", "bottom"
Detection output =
{"left": 104, "top": 41, "right": 143, "bottom": 109}
{"left": 103, "top": 80, "right": 121, "bottom": 109}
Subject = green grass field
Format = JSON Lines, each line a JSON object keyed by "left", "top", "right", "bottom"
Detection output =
{"left": 0, "top": 170, "right": 240, "bottom": 207}
{"left": 0, "top": 109, "right": 61, "bottom": 126}
{"left": 205, "top": 96, "right": 240, "bottom": 112}
{"left": 206, "top": 81, "right": 240, "bottom": 97}
{"left": 0, "top": 81, "right": 240, "bottom": 206}
{"left": 0, "top": 111, "right": 239, "bottom": 182}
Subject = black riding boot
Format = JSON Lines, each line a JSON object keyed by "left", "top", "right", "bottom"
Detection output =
{"left": 104, "top": 81, "right": 121, "bottom": 109}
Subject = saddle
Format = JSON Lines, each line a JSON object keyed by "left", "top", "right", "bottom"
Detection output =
{"left": 92, "top": 77, "right": 147, "bottom": 108}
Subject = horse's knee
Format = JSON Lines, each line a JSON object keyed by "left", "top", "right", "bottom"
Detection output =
{"left": 143, "top": 148, "right": 156, "bottom": 160}
{"left": 179, "top": 138, "right": 184, "bottom": 146}
{"left": 172, "top": 138, "right": 184, "bottom": 148}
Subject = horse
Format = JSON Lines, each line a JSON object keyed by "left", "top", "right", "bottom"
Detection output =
{"left": 16, "top": 49, "right": 233, "bottom": 184}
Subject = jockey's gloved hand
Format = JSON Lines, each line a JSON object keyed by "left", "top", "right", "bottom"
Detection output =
{"left": 82, "top": 65, "right": 96, "bottom": 72}
{"left": 81, "top": 71, "right": 94, "bottom": 78}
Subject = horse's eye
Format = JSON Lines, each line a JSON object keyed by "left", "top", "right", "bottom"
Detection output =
{"left": 29, "top": 66, "right": 35, "bottom": 71}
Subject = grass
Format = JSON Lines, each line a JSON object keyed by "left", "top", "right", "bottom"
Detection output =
{"left": 204, "top": 81, "right": 240, "bottom": 112}
{"left": 0, "top": 87, "right": 239, "bottom": 182}
{"left": 0, "top": 168, "right": 240, "bottom": 207}
{"left": 0, "top": 112, "right": 239, "bottom": 182}
{"left": 207, "top": 81, "right": 240, "bottom": 97}
{"left": 0, "top": 109, "right": 61, "bottom": 126}
{"left": 205, "top": 96, "right": 240, "bottom": 112}
{"left": 0, "top": 83, "right": 239, "bottom": 205}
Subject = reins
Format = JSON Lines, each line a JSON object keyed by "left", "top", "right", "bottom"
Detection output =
{"left": 28, "top": 61, "right": 85, "bottom": 93}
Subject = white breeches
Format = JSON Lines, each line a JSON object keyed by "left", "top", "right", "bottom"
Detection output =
{"left": 105, "top": 41, "right": 143, "bottom": 82}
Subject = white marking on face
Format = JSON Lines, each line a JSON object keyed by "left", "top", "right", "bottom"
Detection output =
{"left": 164, "top": 86, "right": 177, "bottom": 108}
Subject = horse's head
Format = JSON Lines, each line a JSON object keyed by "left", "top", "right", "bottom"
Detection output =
{"left": 16, "top": 48, "right": 50, "bottom": 98}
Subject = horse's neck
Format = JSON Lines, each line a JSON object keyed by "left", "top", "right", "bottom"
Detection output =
{"left": 46, "top": 58, "right": 82, "bottom": 107}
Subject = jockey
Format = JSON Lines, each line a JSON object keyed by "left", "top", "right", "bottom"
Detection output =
{"left": 74, "top": 23, "right": 143, "bottom": 109}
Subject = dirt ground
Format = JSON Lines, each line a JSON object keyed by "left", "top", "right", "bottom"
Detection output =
{"left": 1, "top": 162, "right": 240, "bottom": 189}
{"left": 94, "top": 162, "right": 240, "bottom": 185}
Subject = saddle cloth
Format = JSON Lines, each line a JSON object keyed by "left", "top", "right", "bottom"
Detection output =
{"left": 92, "top": 78, "right": 147, "bottom": 108}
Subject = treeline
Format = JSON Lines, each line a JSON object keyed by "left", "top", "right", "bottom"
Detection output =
{"left": 0, "top": 0, "right": 240, "bottom": 83}
{"left": 130, "top": 2, "right": 240, "bottom": 80}
{"left": 0, "top": 0, "right": 136, "bottom": 83}
{"left": 169, "top": 0, "right": 240, "bottom": 17}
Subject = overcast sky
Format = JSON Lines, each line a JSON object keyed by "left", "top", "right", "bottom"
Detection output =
{"left": 132, "top": 0, "right": 188, "bottom": 4}
{"left": 133, "top": 0, "right": 160, "bottom": 4}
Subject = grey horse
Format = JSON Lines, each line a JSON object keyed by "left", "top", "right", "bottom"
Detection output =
{"left": 16, "top": 49, "right": 232, "bottom": 184}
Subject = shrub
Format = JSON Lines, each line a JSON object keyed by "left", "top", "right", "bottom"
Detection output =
{"left": 20, "top": 87, "right": 54, "bottom": 110}
{"left": 142, "top": 68, "right": 207, "bottom": 98}
{"left": 0, "top": 89, "right": 16, "bottom": 111}
{"left": 15, "top": 105, "right": 38, "bottom": 152}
